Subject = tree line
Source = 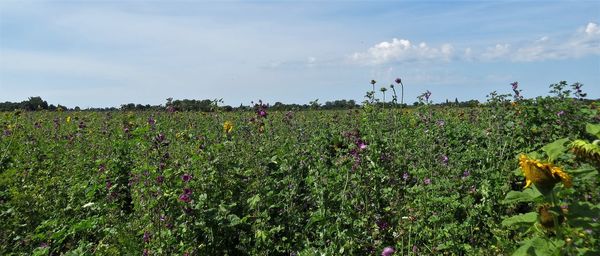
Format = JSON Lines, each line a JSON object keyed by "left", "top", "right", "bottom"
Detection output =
{"left": 1, "top": 96, "right": 484, "bottom": 112}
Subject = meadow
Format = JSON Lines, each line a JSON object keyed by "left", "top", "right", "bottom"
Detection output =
{"left": 1, "top": 82, "right": 599, "bottom": 255}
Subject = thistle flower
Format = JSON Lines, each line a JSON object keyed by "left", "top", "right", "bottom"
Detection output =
{"left": 223, "top": 121, "right": 234, "bottom": 134}
{"left": 518, "top": 154, "right": 572, "bottom": 190}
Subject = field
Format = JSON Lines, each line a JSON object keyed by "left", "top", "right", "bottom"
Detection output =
{"left": 1, "top": 91, "right": 599, "bottom": 255}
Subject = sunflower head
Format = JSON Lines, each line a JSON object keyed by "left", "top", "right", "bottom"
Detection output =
{"left": 537, "top": 204, "right": 566, "bottom": 229}
{"left": 223, "top": 121, "right": 233, "bottom": 134}
{"left": 518, "top": 154, "right": 572, "bottom": 191}
{"left": 571, "top": 139, "right": 600, "bottom": 163}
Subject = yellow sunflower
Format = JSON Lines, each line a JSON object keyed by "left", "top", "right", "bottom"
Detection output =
{"left": 518, "top": 154, "right": 572, "bottom": 190}
{"left": 223, "top": 121, "right": 233, "bottom": 134}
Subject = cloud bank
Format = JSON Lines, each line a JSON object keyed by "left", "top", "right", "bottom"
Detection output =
{"left": 351, "top": 22, "right": 600, "bottom": 65}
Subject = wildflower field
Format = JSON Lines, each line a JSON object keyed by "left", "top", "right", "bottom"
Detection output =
{"left": 1, "top": 82, "right": 599, "bottom": 255}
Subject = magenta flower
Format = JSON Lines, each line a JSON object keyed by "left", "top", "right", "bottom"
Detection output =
{"left": 382, "top": 246, "right": 395, "bottom": 256}
{"left": 557, "top": 110, "right": 565, "bottom": 116}
{"left": 181, "top": 173, "right": 192, "bottom": 182}
{"left": 395, "top": 78, "right": 402, "bottom": 84}
{"left": 179, "top": 193, "right": 191, "bottom": 203}
{"left": 156, "top": 175, "right": 164, "bottom": 184}
{"left": 356, "top": 139, "right": 367, "bottom": 150}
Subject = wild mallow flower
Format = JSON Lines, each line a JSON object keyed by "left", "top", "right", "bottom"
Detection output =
{"left": 462, "top": 170, "right": 470, "bottom": 179}
{"left": 181, "top": 173, "right": 192, "bottom": 182}
{"left": 179, "top": 193, "right": 191, "bottom": 203}
{"left": 148, "top": 116, "right": 156, "bottom": 126}
{"left": 382, "top": 246, "right": 395, "bottom": 256}
{"left": 441, "top": 155, "right": 449, "bottom": 165}
{"left": 402, "top": 172, "right": 410, "bottom": 181}
{"left": 557, "top": 110, "right": 565, "bottom": 117}
{"left": 143, "top": 231, "right": 151, "bottom": 243}
{"left": 424, "top": 178, "right": 432, "bottom": 185}
{"left": 357, "top": 140, "right": 367, "bottom": 150}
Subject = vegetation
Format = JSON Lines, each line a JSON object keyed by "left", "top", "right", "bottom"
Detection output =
{"left": 0, "top": 81, "right": 598, "bottom": 255}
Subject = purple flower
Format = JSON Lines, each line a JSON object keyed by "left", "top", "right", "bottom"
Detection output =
{"left": 183, "top": 188, "right": 192, "bottom": 195}
{"left": 156, "top": 175, "right": 164, "bottom": 184}
{"left": 143, "top": 248, "right": 149, "bottom": 256}
{"left": 181, "top": 173, "right": 192, "bottom": 182}
{"left": 511, "top": 81, "right": 518, "bottom": 90}
{"left": 98, "top": 164, "right": 106, "bottom": 173}
{"left": 412, "top": 245, "right": 418, "bottom": 253}
{"left": 39, "top": 242, "right": 49, "bottom": 248}
{"left": 436, "top": 120, "right": 445, "bottom": 127}
{"left": 441, "top": 155, "right": 449, "bottom": 165}
{"left": 402, "top": 172, "right": 410, "bottom": 181}
{"left": 424, "top": 178, "right": 431, "bottom": 185}
{"left": 148, "top": 116, "right": 156, "bottom": 126}
{"left": 357, "top": 140, "right": 367, "bottom": 150}
{"left": 462, "top": 170, "right": 470, "bottom": 178}
{"left": 376, "top": 219, "right": 389, "bottom": 230}
{"left": 557, "top": 110, "right": 565, "bottom": 116}
{"left": 382, "top": 246, "right": 395, "bottom": 256}
{"left": 395, "top": 78, "right": 402, "bottom": 84}
{"left": 106, "top": 181, "right": 113, "bottom": 190}
{"left": 179, "top": 193, "right": 191, "bottom": 203}
{"left": 143, "top": 231, "right": 151, "bottom": 243}
{"left": 259, "top": 110, "right": 267, "bottom": 118}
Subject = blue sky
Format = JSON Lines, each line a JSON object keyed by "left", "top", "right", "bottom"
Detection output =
{"left": 0, "top": 0, "right": 599, "bottom": 108}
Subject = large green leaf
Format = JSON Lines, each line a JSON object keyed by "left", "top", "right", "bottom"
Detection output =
{"left": 512, "top": 237, "right": 564, "bottom": 256}
{"left": 502, "top": 188, "right": 542, "bottom": 204}
{"left": 502, "top": 212, "right": 538, "bottom": 227}
{"left": 586, "top": 123, "right": 600, "bottom": 138}
{"left": 541, "top": 138, "right": 569, "bottom": 162}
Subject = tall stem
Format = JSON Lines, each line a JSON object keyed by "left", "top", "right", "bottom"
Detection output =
{"left": 401, "top": 82, "right": 404, "bottom": 106}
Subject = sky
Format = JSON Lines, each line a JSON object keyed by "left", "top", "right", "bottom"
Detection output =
{"left": 0, "top": 0, "right": 599, "bottom": 108}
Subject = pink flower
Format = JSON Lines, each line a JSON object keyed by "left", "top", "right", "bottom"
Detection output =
{"left": 382, "top": 246, "right": 395, "bottom": 256}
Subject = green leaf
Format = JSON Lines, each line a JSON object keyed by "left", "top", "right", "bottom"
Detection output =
{"left": 541, "top": 138, "right": 569, "bottom": 162}
{"left": 586, "top": 123, "right": 600, "bottom": 138}
{"left": 512, "top": 237, "right": 564, "bottom": 256}
{"left": 247, "top": 194, "right": 261, "bottom": 210}
{"left": 502, "top": 188, "right": 542, "bottom": 204}
{"left": 502, "top": 212, "right": 538, "bottom": 227}
{"left": 569, "top": 166, "right": 598, "bottom": 180}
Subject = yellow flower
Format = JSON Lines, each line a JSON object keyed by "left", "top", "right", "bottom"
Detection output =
{"left": 519, "top": 154, "right": 572, "bottom": 190}
{"left": 66, "top": 116, "right": 71, "bottom": 123}
{"left": 223, "top": 121, "right": 233, "bottom": 134}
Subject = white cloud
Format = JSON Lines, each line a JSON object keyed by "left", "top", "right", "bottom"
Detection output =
{"left": 481, "top": 44, "right": 511, "bottom": 61}
{"left": 350, "top": 38, "right": 454, "bottom": 65}
{"left": 351, "top": 22, "right": 600, "bottom": 65}
{"left": 506, "top": 22, "right": 599, "bottom": 62}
